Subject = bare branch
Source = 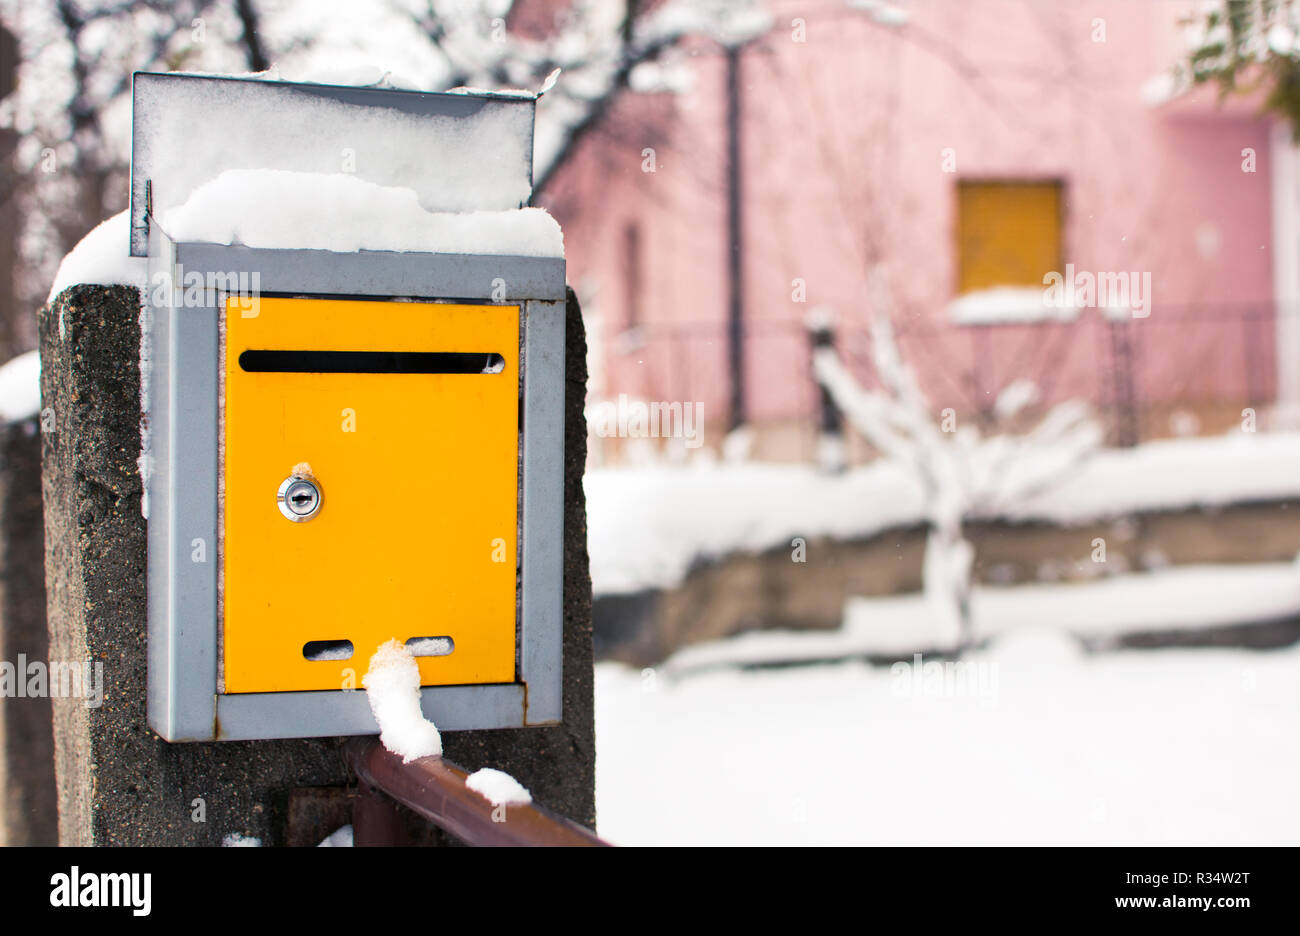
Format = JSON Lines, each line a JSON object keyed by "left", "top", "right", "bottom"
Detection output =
{"left": 233, "top": 0, "right": 270, "bottom": 72}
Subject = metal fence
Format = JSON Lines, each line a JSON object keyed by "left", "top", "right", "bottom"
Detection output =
{"left": 592, "top": 304, "right": 1282, "bottom": 452}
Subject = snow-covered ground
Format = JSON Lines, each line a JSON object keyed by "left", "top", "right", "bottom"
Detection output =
{"left": 591, "top": 432, "right": 1300, "bottom": 844}
{"left": 594, "top": 631, "right": 1300, "bottom": 845}
{"left": 662, "top": 561, "right": 1300, "bottom": 669}
{"left": 586, "top": 432, "right": 1300, "bottom": 597}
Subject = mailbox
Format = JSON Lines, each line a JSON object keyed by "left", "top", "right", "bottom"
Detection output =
{"left": 136, "top": 73, "right": 566, "bottom": 741}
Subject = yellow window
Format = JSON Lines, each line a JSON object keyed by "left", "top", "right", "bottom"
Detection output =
{"left": 956, "top": 181, "right": 1063, "bottom": 293}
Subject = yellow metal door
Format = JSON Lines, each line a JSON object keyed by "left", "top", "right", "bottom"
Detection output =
{"left": 222, "top": 296, "right": 519, "bottom": 693}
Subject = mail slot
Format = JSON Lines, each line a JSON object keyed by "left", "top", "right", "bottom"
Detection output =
{"left": 137, "top": 72, "right": 566, "bottom": 741}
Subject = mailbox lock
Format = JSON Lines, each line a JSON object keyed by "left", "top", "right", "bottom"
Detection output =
{"left": 277, "top": 475, "right": 322, "bottom": 522}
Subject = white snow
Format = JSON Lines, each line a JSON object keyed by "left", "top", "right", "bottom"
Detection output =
{"left": 465, "top": 767, "right": 533, "bottom": 807}
{"left": 221, "top": 832, "right": 261, "bottom": 847}
{"left": 868, "top": 4, "right": 910, "bottom": 27}
{"left": 628, "top": 60, "right": 695, "bottom": 95}
{"left": 317, "top": 825, "right": 354, "bottom": 847}
{"left": 586, "top": 432, "right": 1300, "bottom": 596}
{"left": 46, "top": 211, "right": 147, "bottom": 304}
{"left": 279, "top": 65, "right": 419, "bottom": 91}
{"left": 362, "top": 639, "right": 442, "bottom": 763}
{"left": 596, "top": 635, "right": 1300, "bottom": 844}
{"left": 662, "top": 561, "right": 1300, "bottom": 671}
{"left": 304, "top": 642, "right": 354, "bottom": 662}
{"left": 1140, "top": 72, "right": 1180, "bottom": 107}
{"left": 948, "top": 286, "right": 1079, "bottom": 325}
{"left": 993, "top": 378, "right": 1040, "bottom": 421}
{"left": 448, "top": 85, "right": 539, "bottom": 99}
{"left": 1268, "top": 23, "right": 1297, "bottom": 55}
{"left": 0, "top": 351, "right": 40, "bottom": 423}
{"left": 847, "top": 0, "right": 912, "bottom": 23}
{"left": 406, "top": 636, "right": 454, "bottom": 657}
{"left": 157, "top": 169, "right": 563, "bottom": 258}
{"left": 587, "top": 460, "right": 917, "bottom": 595}
{"left": 132, "top": 72, "right": 535, "bottom": 232}
{"left": 636, "top": 0, "right": 772, "bottom": 51}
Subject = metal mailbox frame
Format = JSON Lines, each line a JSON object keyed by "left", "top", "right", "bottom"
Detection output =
{"left": 144, "top": 226, "right": 566, "bottom": 741}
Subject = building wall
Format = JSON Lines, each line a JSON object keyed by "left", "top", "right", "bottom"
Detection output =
{"left": 542, "top": 0, "right": 1278, "bottom": 451}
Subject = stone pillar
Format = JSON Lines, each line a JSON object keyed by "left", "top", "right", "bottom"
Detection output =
{"left": 38, "top": 283, "right": 594, "bottom": 844}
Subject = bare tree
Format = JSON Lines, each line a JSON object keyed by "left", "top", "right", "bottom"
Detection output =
{"left": 393, "top": 0, "right": 772, "bottom": 193}
{"left": 1, "top": 0, "right": 778, "bottom": 327}
{"left": 810, "top": 286, "right": 1102, "bottom": 652}
{"left": 0, "top": 0, "right": 275, "bottom": 329}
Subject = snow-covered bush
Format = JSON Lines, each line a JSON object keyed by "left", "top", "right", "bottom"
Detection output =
{"left": 811, "top": 312, "right": 1102, "bottom": 651}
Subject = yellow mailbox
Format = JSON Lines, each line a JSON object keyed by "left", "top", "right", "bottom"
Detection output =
{"left": 223, "top": 297, "right": 519, "bottom": 693}
{"left": 137, "top": 72, "right": 566, "bottom": 741}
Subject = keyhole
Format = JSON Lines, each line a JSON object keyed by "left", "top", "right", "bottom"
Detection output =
{"left": 277, "top": 475, "right": 323, "bottom": 522}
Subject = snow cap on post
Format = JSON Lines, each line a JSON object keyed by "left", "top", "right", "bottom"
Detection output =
{"left": 129, "top": 72, "right": 537, "bottom": 257}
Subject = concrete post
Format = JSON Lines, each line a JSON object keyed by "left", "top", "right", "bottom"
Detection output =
{"left": 38, "top": 283, "right": 594, "bottom": 844}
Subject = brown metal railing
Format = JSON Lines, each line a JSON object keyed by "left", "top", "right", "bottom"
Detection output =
{"left": 344, "top": 738, "right": 609, "bottom": 847}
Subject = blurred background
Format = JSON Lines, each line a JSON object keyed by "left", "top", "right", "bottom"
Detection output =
{"left": 3, "top": 0, "right": 1300, "bottom": 844}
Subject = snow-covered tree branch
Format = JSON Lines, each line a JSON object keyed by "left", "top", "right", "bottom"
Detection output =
{"left": 393, "top": 0, "right": 772, "bottom": 191}
{"left": 810, "top": 310, "right": 1103, "bottom": 651}
{"left": 1, "top": 0, "right": 274, "bottom": 312}
{"left": 1, "top": 0, "right": 777, "bottom": 314}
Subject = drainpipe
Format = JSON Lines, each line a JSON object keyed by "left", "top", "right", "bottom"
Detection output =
{"left": 726, "top": 43, "right": 745, "bottom": 431}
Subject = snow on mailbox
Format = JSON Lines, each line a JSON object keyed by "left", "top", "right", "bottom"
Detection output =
{"left": 135, "top": 72, "right": 565, "bottom": 742}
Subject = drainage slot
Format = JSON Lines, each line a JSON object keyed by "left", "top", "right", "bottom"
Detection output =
{"left": 405, "top": 636, "right": 455, "bottom": 657}
{"left": 303, "top": 639, "right": 354, "bottom": 661}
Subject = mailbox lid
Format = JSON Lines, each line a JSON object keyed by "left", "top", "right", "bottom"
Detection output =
{"left": 222, "top": 296, "right": 520, "bottom": 693}
{"left": 131, "top": 72, "right": 537, "bottom": 256}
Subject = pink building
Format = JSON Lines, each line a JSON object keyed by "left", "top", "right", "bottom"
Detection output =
{"left": 540, "top": 0, "right": 1294, "bottom": 461}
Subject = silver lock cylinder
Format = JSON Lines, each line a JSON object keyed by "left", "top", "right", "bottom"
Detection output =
{"left": 278, "top": 474, "right": 322, "bottom": 522}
